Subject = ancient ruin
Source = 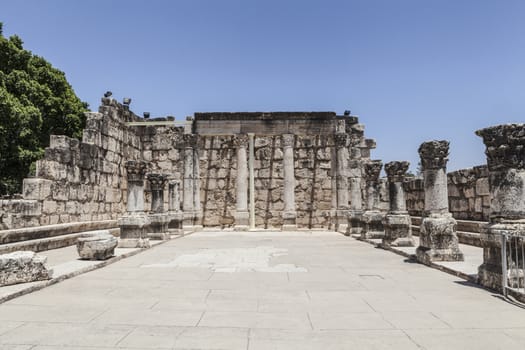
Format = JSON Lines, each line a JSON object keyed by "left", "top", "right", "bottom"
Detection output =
{"left": 0, "top": 95, "right": 524, "bottom": 304}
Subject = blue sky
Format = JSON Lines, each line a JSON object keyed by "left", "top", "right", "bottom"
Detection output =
{"left": 2, "top": 0, "right": 524, "bottom": 172}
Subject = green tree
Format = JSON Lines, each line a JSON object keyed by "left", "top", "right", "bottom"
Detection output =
{"left": 0, "top": 23, "right": 87, "bottom": 195}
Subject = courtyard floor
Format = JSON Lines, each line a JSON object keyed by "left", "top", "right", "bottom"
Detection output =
{"left": 1, "top": 230, "right": 525, "bottom": 349}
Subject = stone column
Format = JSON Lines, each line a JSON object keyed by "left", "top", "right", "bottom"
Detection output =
{"left": 193, "top": 142, "right": 203, "bottom": 229}
{"left": 282, "top": 134, "right": 297, "bottom": 230}
{"left": 168, "top": 180, "right": 183, "bottom": 232}
{"left": 334, "top": 133, "right": 349, "bottom": 232}
{"left": 147, "top": 173, "right": 167, "bottom": 213}
{"left": 361, "top": 160, "right": 385, "bottom": 239}
{"left": 118, "top": 160, "right": 151, "bottom": 248}
{"left": 346, "top": 134, "right": 364, "bottom": 236}
{"left": 146, "top": 173, "right": 170, "bottom": 240}
{"left": 168, "top": 180, "right": 181, "bottom": 213}
{"left": 476, "top": 124, "right": 525, "bottom": 292}
{"left": 182, "top": 134, "right": 196, "bottom": 229}
{"left": 416, "top": 141, "right": 464, "bottom": 263}
{"left": 234, "top": 134, "right": 249, "bottom": 230}
{"left": 382, "top": 161, "right": 415, "bottom": 247}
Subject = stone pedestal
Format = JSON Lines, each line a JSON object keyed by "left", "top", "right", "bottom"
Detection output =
{"left": 148, "top": 213, "right": 171, "bottom": 240}
{"left": 476, "top": 124, "right": 525, "bottom": 292}
{"left": 0, "top": 251, "right": 53, "bottom": 286}
{"left": 361, "top": 160, "right": 384, "bottom": 239}
{"left": 234, "top": 135, "right": 249, "bottom": 231}
{"left": 77, "top": 231, "right": 118, "bottom": 260}
{"left": 416, "top": 141, "right": 463, "bottom": 263}
{"left": 282, "top": 134, "right": 297, "bottom": 230}
{"left": 118, "top": 214, "right": 151, "bottom": 248}
{"left": 382, "top": 161, "right": 415, "bottom": 247}
{"left": 119, "top": 160, "right": 151, "bottom": 248}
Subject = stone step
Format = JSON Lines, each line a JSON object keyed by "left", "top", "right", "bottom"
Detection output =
{"left": 0, "top": 228, "right": 120, "bottom": 254}
{"left": 0, "top": 220, "right": 118, "bottom": 245}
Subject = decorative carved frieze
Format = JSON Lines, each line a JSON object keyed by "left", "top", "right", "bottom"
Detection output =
{"left": 385, "top": 161, "right": 410, "bottom": 182}
{"left": 282, "top": 134, "right": 295, "bottom": 148}
{"left": 146, "top": 173, "right": 168, "bottom": 191}
{"left": 334, "top": 133, "right": 349, "bottom": 148}
{"left": 233, "top": 134, "right": 249, "bottom": 148}
{"left": 418, "top": 140, "right": 450, "bottom": 170}
{"left": 364, "top": 160, "right": 383, "bottom": 183}
{"left": 125, "top": 160, "right": 149, "bottom": 183}
{"left": 475, "top": 124, "right": 525, "bottom": 171}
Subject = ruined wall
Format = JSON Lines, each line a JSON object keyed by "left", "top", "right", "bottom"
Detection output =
{"left": 0, "top": 99, "right": 142, "bottom": 230}
{"left": 404, "top": 165, "right": 490, "bottom": 221}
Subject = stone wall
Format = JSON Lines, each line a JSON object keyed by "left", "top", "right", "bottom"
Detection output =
{"left": 404, "top": 165, "right": 490, "bottom": 221}
{"left": 0, "top": 99, "right": 142, "bottom": 230}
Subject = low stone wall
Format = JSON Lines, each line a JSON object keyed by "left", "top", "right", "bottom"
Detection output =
{"left": 404, "top": 165, "right": 490, "bottom": 221}
{"left": 0, "top": 99, "right": 142, "bottom": 230}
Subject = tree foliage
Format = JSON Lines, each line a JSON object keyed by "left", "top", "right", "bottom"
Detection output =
{"left": 0, "top": 23, "right": 88, "bottom": 194}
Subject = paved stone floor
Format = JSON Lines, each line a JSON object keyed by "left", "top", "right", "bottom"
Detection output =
{"left": 1, "top": 230, "right": 525, "bottom": 349}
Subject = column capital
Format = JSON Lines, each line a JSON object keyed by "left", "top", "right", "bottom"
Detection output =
{"left": 334, "top": 133, "right": 349, "bottom": 148}
{"left": 475, "top": 123, "right": 525, "bottom": 171}
{"left": 125, "top": 160, "right": 149, "bottom": 182}
{"left": 385, "top": 161, "right": 410, "bottom": 182}
{"left": 146, "top": 173, "right": 168, "bottom": 191}
{"left": 233, "top": 134, "right": 249, "bottom": 148}
{"left": 364, "top": 160, "right": 383, "bottom": 183}
{"left": 282, "top": 134, "right": 295, "bottom": 148}
{"left": 418, "top": 140, "right": 449, "bottom": 170}
{"left": 183, "top": 134, "right": 198, "bottom": 148}
{"left": 168, "top": 179, "right": 181, "bottom": 187}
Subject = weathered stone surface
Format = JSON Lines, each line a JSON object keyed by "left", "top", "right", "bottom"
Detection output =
{"left": 416, "top": 215, "right": 464, "bottom": 263}
{"left": 76, "top": 230, "right": 118, "bottom": 260}
{"left": 383, "top": 214, "right": 415, "bottom": 247}
{"left": 476, "top": 124, "right": 525, "bottom": 293}
{"left": 118, "top": 214, "right": 151, "bottom": 248}
{"left": 0, "top": 251, "right": 52, "bottom": 286}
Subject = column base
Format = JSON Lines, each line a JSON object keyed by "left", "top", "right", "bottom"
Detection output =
{"left": 361, "top": 210, "right": 385, "bottom": 239}
{"left": 118, "top": 238, "right": 151, "bottom": 248}
{"left": 346, "top": 210, "right": 363, "bottom": 236}
{"left": 118, "top": 213, "right": 151, "bottom": 248}
{"left": 478, "top": 222, "right": 525, "bottom": 292}
{"left": 382, "top": 213, "right": 415, "bottom": 247}
{"left": 416, "top": 215, "right": 463, "bottom": 263}
{"left": 168, "top": 211, "right": 183, "bottom": 230}
{"left": 335, "top": 209, "right": 349, "bottom": 233}
{"left": 234, "top": 211, "right": 250, "bottom": 231}
{"left": 282, "top": 211, "right": 297, "bottom": 231}
{"left": 148, "top": 213, "right": 171, "bottom": 241}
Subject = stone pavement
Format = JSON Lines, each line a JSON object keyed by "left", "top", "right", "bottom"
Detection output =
{"left": 1, "top": 230, "right": 525, "bottom": 349}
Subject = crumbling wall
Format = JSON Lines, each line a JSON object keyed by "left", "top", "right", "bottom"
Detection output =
{"left": 404, "top": 165, "right": 490, "bottom": 221}
{"left": 0, "top": 99, "right": 142, "bottom": 230}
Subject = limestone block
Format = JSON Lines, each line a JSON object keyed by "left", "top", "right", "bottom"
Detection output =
{"left": 476, "top": 177, "right": 490, "bottom": 196}
{"left": 22, "top": 178, "right": 53, "bottom": 201}
{"left": 77, "top": 231, "right": 118, "bottom": 260}
{"left": 0, "top": 251, "right": 53, "bottom": 286}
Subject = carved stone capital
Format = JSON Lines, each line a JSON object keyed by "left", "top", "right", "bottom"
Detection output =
{"left": 476, "top": 123, "right": 525, "bottom": 171}
{"left": 418, "top": 140, "right": 450, "bottom": 170}
{"left": 385, "top": 161, "right": 410, "bottom": 182}
{"left": 125, "top": 160, "right": 149, "bottom": 182}
{"left": 282, "top": 134, "right": 295, "bottom": 148}
{"left": 334, "top": 133, "right": 349, "bottom": 148}
{"left": 364, "top": 160, "right": 383, "bottom": 183}
{"left": 233, "top": 134, "right": 249, "bottom": 148}
{"left": 168, "top": 179, "right": 181, "bottom": 188}
{"left": 182, "top": 134, "right": 198, "bottom": 148}
{"left": 146, "top": 173, "right": 168, "bottom": 191}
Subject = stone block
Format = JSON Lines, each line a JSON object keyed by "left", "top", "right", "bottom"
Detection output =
{"left": 0, "top": 251, "right": 53, "bottom": 286}
{"left": 77, "top": 230, "right": 118, "bottom": 260}
{"left": 476, "top": 178, "right": 490, "bottom": 196}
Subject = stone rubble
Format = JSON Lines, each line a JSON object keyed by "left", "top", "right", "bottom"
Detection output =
{"left": 0, "top": 251, "right": 53, "bottom": 286}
